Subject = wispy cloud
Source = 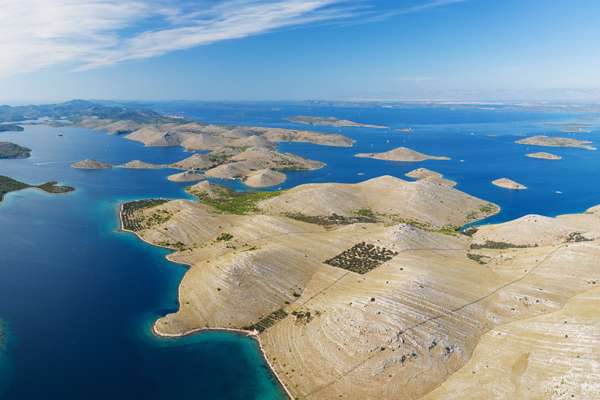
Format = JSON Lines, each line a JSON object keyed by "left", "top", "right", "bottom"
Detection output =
{"left": 0, "top": 0, "right": 467, "bottom": 78}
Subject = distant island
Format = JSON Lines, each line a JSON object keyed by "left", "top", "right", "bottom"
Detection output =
{"left": 492, "top": 178, "right": 527, "bottom": 190}
{"left": 0, "top": 100, "right": 355, "bottom": 188}
{"left": 289, "top": 115, "right": 387, "bottom": 129}
{"left": 526, "top": 152, "right": 562, "bottom": 160}
{"left": 355, "top": 146, "right": 450, "bottom": 162}
{"left": 0, "top": 175, "right": 74, "bottom": 202}
{"left": 517, "top": 135, "right": 596, "bottom": 150}
{"left": 115, "top": 148, "right": 324, "bottom": 188}
{"left": 204, "top": 147, "right": 324, "bottom": 183}
{"left": 71, "top": 159, "right": 113, "bottom": 169}
{"left": 554, "top": 123, "right": 593, "bottom": 133}
{"left": 0, "top": 124, "right": 24, "bottom": 132}
{"left": 0, "top": 142, "right": 31, "bottom": 159}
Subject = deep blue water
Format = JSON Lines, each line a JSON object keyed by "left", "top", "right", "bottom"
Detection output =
{"left": 1, "top": 103, "right": 599, "bottom": 399}
{"left": 0, "top": 125, "right": 286, "bottom": 399}
{"left": 151, "top": 102, "right": 600, "bottom": 223}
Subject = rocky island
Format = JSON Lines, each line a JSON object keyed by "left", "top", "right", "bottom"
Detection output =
{"left": 121, "top": 122, "right": 353, "bottom": 150}
{"left": 289, "top": 115, "right": 387, "bottom": 129}
{"left": 517, "top": 135, "right": 596, "bottom": 150}
{"left": 204, "top": 148, "right": 324, "bottom": 186}
{"left": 71, "top": 159, "right": 113, "bottom": 169}
{"left": 0, "top": 142, "right": 31, "bottom": 159}
{"left": 492, "top": 178, "right": 527, "bottom": 190}
{"left": 356, "top": 147, "right": 450, "bottom": 162}
{"left": 120, "top": 177, "right": 600, "bottom": 399}
{"left": 526, "top": 152, "right": 562, "bottom": 160}
{"left": 0, "top": 175, "right": 74, "bottom": 202}
{"left": 120, "top": 148, "right": 320, "bottom": 188}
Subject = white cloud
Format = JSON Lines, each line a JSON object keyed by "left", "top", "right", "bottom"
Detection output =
{"left": 0, "top": 0, "right": 466, "bottom": 78}
{"left": 0, "top": 0, "right": 153, "bottom": 77}
{"left": 79, "top": 0, "right": 361, "bottom": 69}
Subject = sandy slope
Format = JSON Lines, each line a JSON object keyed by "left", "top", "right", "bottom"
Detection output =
{"left": 244, "top": 169, "right": 287, "bottom": 188}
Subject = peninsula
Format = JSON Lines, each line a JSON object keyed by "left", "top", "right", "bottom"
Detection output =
{"left": 0, "top": 124, "right": 24, "bottom": 132}
{"left": 492, "top": 178, "right": 527, "bottom": 190}
{"left": 289, "top": 115, "right": 387, "bottom": 129}
{"left": 121, "top": 177, "right": 600, "bottom": 399}
{"left": 0, "top": 142, "right": 31, "bottom": 159}
{"left": 0, "top": 175, "right": 74, "bottom": 202}
{"left": 526, "top": 152, "right": 562, "bottom": 160}
{"left": 516, "top": 135, "right": 596, "bottom": 150}
{"left": 119, "top": 160, "right": 166, "bottom": 169}
{"left": 355, "top": 147, "right": 450, "bottom": 162}
{"left": 167, "top": 170, "right": 206, "bottom": 183}
{"left": 405, "top": 168, "right": 457, "bottom": 187}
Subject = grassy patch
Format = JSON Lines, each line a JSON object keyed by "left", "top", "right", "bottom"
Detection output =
{"left": 435, "top": 225, "right": 461, "bottom": 236}
{"left": 190, "top": 185, "right": 283, "bottom": 215}
{"left": 480, "top": 203, "right": 498, "bottom": 214}
{"left": 467, "top": 253, "right": 490, "bottom": 264}
{"left": 470, "top": 240, "right": 532, "bottom": 250}
{"left": 285, "top": 211, "right": 377, "bottom": 226}
{"left": 243, "top": 309, "right": 289, "bottom": 333}
{"left": 467, "top": 203, "right": 499, "bottom": 221}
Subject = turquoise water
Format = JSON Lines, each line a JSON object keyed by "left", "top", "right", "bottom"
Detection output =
{"left": 0, "top": 103, "right": 599, "bottom": 399}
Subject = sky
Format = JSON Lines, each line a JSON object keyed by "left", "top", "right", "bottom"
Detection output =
{"left": 1, "top": 0, "right": 600, "bottom": 103}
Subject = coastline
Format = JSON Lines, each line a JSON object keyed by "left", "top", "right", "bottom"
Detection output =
{"left": 118, "top": 202, "right": 294, "bottom": 400}
{"left": 150, "top": 324, "right": 294, "bottom": 400}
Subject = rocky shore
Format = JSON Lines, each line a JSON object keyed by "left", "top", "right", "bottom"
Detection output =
{"left": 492, "top": 178, "right": 528, "bottom": 190}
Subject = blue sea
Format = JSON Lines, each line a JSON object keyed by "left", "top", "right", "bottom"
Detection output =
{"left": 0, "top": 103, "right": 599, "bottom": 399}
